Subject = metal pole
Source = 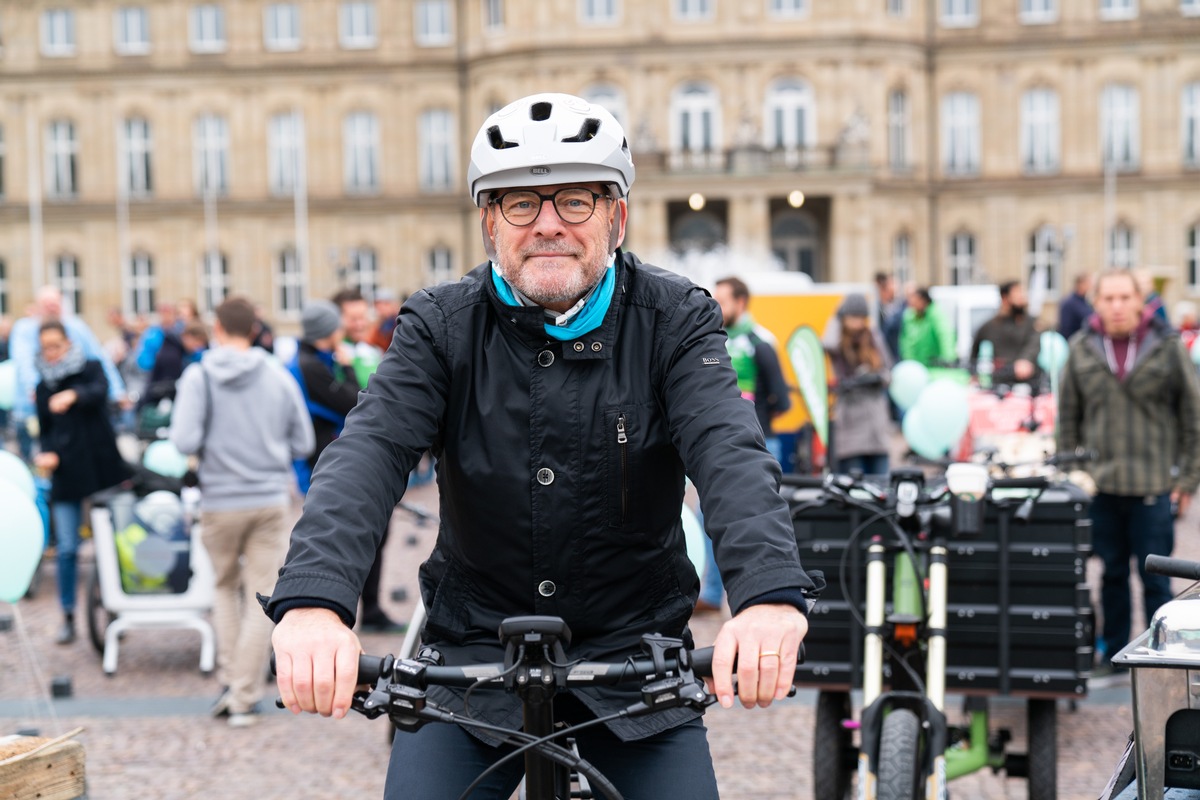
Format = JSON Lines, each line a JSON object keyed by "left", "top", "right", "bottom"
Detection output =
{"left": 293, "top": 110, "right": 311, "bottom": 304}
{"left": 26, "top": 105, "right": 45, "bottom": 292}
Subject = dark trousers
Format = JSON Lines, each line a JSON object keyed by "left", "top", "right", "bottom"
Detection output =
{"left": 1091, "top": 491, "right": 1176, "bottom": 659}
{"left": 360, "top": 525, "right": 391, "bottom": 619}
{"left": 384, "top": 695, "right": 719, "bottom": 799}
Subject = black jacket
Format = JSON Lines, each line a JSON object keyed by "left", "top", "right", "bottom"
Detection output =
{"left": 294, "top": 341, "right": 361, "bottom": 468}
{"left": 37, "top": 360, "right": 131, "bottom": 502}
{"left": 267, "top": 252, "right": 817, "bottom": 740}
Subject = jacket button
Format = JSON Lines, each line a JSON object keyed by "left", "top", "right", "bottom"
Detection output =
{"left": 537, "top": 350, "right": 554, "bottom": 367}
{"left": 573, "top": 342, "right": 585, "bottom": 352}
{"left": 591, "top": 342, "right": 603, "bottom": 352}
{"left": 537, "top": 468, "right": 554, "bottom": 485}
{"left": 538, "top": 580, "right": 556, "bottom": 597}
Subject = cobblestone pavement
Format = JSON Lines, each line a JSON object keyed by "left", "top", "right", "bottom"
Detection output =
{"left": 2, "top": 477, "right": 1196, "bottom": 799}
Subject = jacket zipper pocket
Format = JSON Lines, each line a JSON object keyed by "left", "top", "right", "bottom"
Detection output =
{"left": 616, "top": 414, "right": 628, "bottom": 524}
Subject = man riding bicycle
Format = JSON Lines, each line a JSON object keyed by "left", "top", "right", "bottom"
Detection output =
{"left": 266, "top": 92, "right": 819, "bottom": 798}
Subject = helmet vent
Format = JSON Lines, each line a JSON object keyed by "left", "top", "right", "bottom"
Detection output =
{"left": 529, "top": 101, "right": 553, "bottom": 121}
{"left": 561, "top": 118, "right": 602, "bottom": 143}
{"left": 486, "top": 125, "right": 518, "bottom": 150}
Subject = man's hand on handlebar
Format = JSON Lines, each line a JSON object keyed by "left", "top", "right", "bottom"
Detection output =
{"left": 272, "top": 607, "right": 363, "bottom": 720}
{"left": 707, "top": 603, "right": 807, "bottom": 710}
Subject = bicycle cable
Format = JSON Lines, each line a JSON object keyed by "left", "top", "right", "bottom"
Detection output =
{"left": 456, "top": 712, "right": 625, "bottom": 800}
{"left": 461, "top": 646, "right": 525, "bottom": 721}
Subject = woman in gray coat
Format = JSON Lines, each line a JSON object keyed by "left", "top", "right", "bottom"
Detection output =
{"left": 824, "top": 294, "right": 893, "bottom": 476}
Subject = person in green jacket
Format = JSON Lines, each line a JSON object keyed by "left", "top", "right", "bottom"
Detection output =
{"left": 899, "top": 287, "right": 957, "bottom": 366}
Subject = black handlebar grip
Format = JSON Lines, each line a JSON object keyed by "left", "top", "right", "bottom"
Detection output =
{"left": 1145, "top": 554, "right": 1200, "bottom": 581}
{"left": 687, "top": 644, "right": 806, "bottom": 680}
{"left": 780, "top": 475, "right": 826, "bottom": 489}
{"left": 268, "top": 652, "right": 390, "bottom": 683}
{"left": 990, "top": 476, "right": 1049, "bottom": 490}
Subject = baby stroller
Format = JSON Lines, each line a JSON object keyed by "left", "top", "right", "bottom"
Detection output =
{"left": 84, "top": 462, "right": 214, "bottom": 675}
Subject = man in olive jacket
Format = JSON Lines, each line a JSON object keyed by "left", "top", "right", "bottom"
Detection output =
{"left": 267, "top": 93, "right": 818, "bottom": 798}
{"left": 1057, "top": 268, "right": 1200, "bottom": 672}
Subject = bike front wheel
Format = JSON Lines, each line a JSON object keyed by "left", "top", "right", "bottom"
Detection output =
{"left": 876, "top": 709, "right": 921, "bottom": 800}
{"left": 814, "top": 691, "right": 854, "bottom": 800}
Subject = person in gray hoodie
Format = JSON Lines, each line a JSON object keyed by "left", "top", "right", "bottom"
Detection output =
{"left": 169, "top": 296, "right": 314, "bottom": 727}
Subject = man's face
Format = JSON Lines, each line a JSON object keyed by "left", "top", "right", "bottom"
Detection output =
{"left": 910, "top": 294, "right": 929, "bottom": 315}
{"left": 1006, "top": 285, "right": 1028, "bottom": 315}
{"left": 711, "top": 284, "right": 746, "bottom": 329}
{"left": 879, "top": 277, "right": 896, "bottom": 304}
{"left": 40, "top": 329, "right": 69, "bottom": 364}
{"left": 1094, "top": 274, "right": 1144, "bottom": 336}
{"left": 485, "top": 183, "right": 625, "bottom": 313}
{"left": 340, "top": 299, "right": 373, "bottom": 343}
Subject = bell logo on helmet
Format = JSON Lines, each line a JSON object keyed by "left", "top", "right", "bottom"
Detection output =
{"left": 530, "top": 166, "right": 551, "bottom": 176}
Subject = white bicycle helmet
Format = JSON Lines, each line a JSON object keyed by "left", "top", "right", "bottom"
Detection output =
{"left": 467, "top": 93, "right": 635, "bottom": 207}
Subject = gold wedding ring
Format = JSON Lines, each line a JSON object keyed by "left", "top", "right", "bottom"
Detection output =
{"left": 759, "top": 651, "right": 780, "bottom": 659}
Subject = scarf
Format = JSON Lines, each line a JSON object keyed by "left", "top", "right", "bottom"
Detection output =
{"left": 491, "top": 257, "right": 616, "bottom": 342}
{"left": 36, "top": 342, "right": 88, "bottom": 390}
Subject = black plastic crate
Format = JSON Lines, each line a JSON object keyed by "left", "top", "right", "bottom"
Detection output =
{"left": 789, "top": 481, "right": 1093, "bottom": 698}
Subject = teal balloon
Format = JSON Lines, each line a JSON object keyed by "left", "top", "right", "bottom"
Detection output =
{"left": 1038, "top": 331, "right": 1070, "bottom": 374}
{"left": 889, "top": 360, "right": 930, "bottom": 412}
{"left": 0, "top": 450, "right": 36, "bottom": 501}
{"left": 0, "top": 481, "right": 44, "bottom": 603}
{"left": 143, "top": 440, "right": 189, "bottom": 479}
{"left": 903, "top": 406, "right": 946, "bottom": 461}
{"left": 915, "top": 380, "right": 971, "bottom": 451}
{"left": 0, "top": 360, "right": 14, "bottom": 410}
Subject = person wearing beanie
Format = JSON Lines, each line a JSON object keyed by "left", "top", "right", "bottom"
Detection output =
{"left": 823, "top": 293, "right": 893, "bottom": 476}
{"left": 285, "top": 300, "right": 360, "bottom": 494}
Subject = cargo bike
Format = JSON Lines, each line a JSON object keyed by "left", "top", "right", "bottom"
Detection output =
{"left": 786, "top": 461, "right": 1093, "bottom": 800}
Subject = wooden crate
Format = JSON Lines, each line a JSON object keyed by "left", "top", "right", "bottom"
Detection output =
{"left": 0, "top": 733, "right": 86, "bottom": 800}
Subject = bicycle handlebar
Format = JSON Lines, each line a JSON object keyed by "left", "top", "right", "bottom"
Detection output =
{"left": 989, "top": 476, "right": 1051, "bottom": 490}
{"left": 1145, "top": 554, "right": 1200, "bottom": 581}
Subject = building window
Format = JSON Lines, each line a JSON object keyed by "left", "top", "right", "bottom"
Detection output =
{"left": 888, "top": 89, "right": 910, "bottom": 170}
{"left": 41, "top": 9, "right": 76, "bottom": 57}
{"left": 115, "top": 7, "right": 151, "bottom": 55}
{"left": 769, "top": 0, "right": 809, "bottom": 17}
{"left": 892, "top": 232, "right": 913, "bottom": 288}
{"left": 1020, "top": 88, "right": 1059, "bottom": 174}
{"left": 764, "top": 79, "right": 815, "bottom": 154}
{"left": 419, "top": 109, "right": 455, "bottom": 191}
{"left": 579, "top": 0, "right": 619, "bottom": 25}
{"left": 54, "top": 255, "right": 82, "bottom": 314}
{"left": 347, "top": 248, "right": 378, "bottom": 299}
{"left": 1188, "top": 225, "right": 1200, "bottom": 289}
{"left": 120, "top": 117, "right": 154, "bottom": 198}
{"left": 415, "top": 1, "right": 452, "bottom": 45}
{"left": 128, "top": 252, "right": 155, "bottom": 316}
{"left": 1185, "top": 82, "right": 1200, "bottom": 166}
{"left": 887, "top": 0, "right": 907, "bottom": 15}
{"left": 194, "top": 114, "right": 229, "bottom": 196}
{"left": 675, "top": 0, "right": 714, "bottom": 20}
{"left": 46, "top": 120, "right": 78, "bottom": 199}
{"left": 277, "top": 247, "right": 304, "bottom": 316}
{"left": 948, "top": 231, "right": 976, "bottom": 285}
{"left": 427, "top": 246, "right": 454, "bottom": 285}
{"left": 339, "top": 2, "right": 377, "bottom": 48}
{"left": 581, "top": 84, "right": 628, "bottom": 129}
{"left": 269, "top": 112, "right": 303, "bottom": 196}
{"left": 483, "top": 0, "right": 504, "bottom": 30}
{"left": 941, "top": 92, "right": 980, "bottom": 176}
{"left": 940, "top": 0, "right": 978, "bottom": 27}
{"left": 771, "top": 210, "right": 818, "bottom": 276}
{"left": 672, "top": 82, "right": 721, "bottom": 157}
{"left": 201, "top": 251, "right": 229, "bottom": 313}
{"left": 189, "top": 4, "right": 227, "bottom": 53}
{"left": 1107, "top": 223, "right": 1137, "bottom": 269}
{"left": 0, "top": 126, "right": 6, "bottom": 201}
{"left": 0, "top": 260, "right": 8, "bottom": 315}
{"left": 1019, "top": 0, "right": 1057, "bottom": 23}
{"left": 1185, "top": 0, "right": 1200, "bottom": 16}
{"left": 1026, "top": 226, "right": 1063, "bottom": 300}
{"left": 265, "top": 3, "right": 301, "bottom": 51}
{"left": 344, "top": 112, "right": 379, "bottom": 193}
{"left": 1101, "top": 83, "right": 1139, "bottom": 170}
{"left": 1099, "top": 0, "right": 1137, "bottom": 19}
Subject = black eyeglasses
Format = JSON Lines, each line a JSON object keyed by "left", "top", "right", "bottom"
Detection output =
{"left": 489, "top": 187, "right": 611, "bottom": 227}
